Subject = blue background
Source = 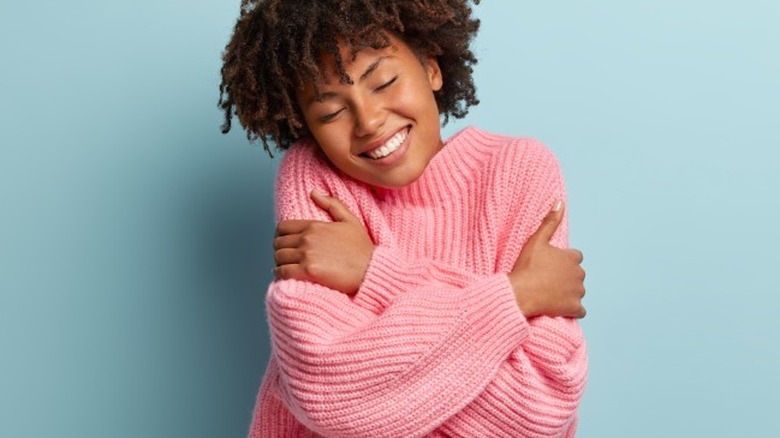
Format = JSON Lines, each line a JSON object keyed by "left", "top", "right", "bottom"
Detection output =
{"left": 1, "top": 1, "right": 778, "bottom": 436}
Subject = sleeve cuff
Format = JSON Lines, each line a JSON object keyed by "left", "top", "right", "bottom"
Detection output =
{"left": 353, "top": 246, "right": 492, "bottom": 312}
{"left": 352, "top": 246, "right": 418, "bottom": 311}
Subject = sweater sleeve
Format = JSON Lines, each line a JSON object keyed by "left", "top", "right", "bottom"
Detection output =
{"left": 261, "top": 143, "right": 530, "bottom": 438}
{"left": 438, "top": 138, "right": 587, "bottom": 437}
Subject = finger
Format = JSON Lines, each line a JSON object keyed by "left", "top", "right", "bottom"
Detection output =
{"left": 310, "top": 189, "right": 359, "bottom": 223}
{"left": 273, "top": 234, "right": 302, "bottom": 250}
{"left": 569, "top": 248, "right": 584, "bottom": 263}
{"left": 274, "top": 264, "right": 308, "bottom": 282}
{"left": 274, "top": 248, "right": 301, "bottom": 266}
{"left": 276, "top": 220, "right": 316, "bottom": 236}
{"left": 577, "top": 265, "right": 587, "bottom": 283}
{"left": 528, "top": 200, "right": 565, "bottom": 244}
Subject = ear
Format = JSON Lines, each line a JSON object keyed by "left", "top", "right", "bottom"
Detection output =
{"left": 425, "top": 57, "right": 443, "bottom": 92}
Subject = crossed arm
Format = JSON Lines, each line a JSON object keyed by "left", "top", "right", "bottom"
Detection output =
{"left": 275, "top": 190, "right": 586, "bottom": 319}
{"left": 260, "top": 143, "right": 587, "bottom": 437}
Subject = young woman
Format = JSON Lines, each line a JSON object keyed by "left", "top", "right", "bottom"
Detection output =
{"left": 219, "top": 1, "right": 588, "bottom": 436}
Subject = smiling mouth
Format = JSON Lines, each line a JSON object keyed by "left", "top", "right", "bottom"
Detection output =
{"left": 363, "top": 128, "right": 409, "bottom": 160}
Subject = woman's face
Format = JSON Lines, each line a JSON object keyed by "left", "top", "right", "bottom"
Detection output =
{"left": 296, "top": 34, "right": 444, "bottom": 189}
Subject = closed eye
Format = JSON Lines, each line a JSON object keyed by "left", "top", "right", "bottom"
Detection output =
{"left": 319, "top": 108, "right": 344, "bottom": 123}
{"left": 374, "top": 76, "right": 397, "bottom": 93}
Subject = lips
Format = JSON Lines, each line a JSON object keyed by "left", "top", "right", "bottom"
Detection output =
{"left": 361, "top": 127, "right": 410, "bottom": 160}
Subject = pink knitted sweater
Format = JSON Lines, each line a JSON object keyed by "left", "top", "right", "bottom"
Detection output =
{"left": 249, "top": 127, "right": 587, "bottom": 438}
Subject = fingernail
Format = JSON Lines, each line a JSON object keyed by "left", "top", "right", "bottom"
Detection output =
{"left": 311, "top": 189, "right": 326, "bottom": 197}
{"left": 552, "top": 200, "right": 563, "bottom": 212}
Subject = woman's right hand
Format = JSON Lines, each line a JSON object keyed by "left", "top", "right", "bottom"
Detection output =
{"left": 508, "top": 201, "right": 587, "bottom": 319}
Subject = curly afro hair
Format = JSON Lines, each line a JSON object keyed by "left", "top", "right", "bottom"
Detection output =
{"left": 218, "top": 0, "right": 481, "bottom": 156}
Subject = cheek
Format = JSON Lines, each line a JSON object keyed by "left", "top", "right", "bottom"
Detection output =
{"left": 312, "top": 118, "right": 348, "bottom": 142}
{"left": 392, "top": 82, "right": 436, "bottom": 116}
{"left": 315, "top": 128, "right": 354, "bottom": 162}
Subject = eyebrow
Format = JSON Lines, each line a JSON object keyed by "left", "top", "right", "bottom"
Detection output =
{"left": 308, "top": 56, "right": 391, "bottom": 105}
{"left": 314, "top": 92, "right": 338, "bottom": 103}
{"left": 359, "top": 56, "right": 389, "bottom": 82}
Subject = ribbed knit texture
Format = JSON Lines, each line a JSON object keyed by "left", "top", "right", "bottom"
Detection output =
{"left": 249, "top": 127, "right": 587, "bottom": 438}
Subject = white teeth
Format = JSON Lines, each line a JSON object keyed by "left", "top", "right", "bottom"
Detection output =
{"left": 367, "top": 129, "right": 408, "bottom": 159}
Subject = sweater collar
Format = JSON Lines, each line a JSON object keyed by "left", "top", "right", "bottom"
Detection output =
{"left": 370, "top": 126, "right": 495, "bottom": 205}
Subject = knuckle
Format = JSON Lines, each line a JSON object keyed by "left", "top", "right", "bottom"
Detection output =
{"left": 300, "top": 233, "right": 315, "bottom": 246}
{"left": 302, "top": 262, "right": 317, "bottom": 278}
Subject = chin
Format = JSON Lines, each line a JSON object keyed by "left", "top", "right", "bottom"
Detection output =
{"left": 377, "top": 169, "right": 427, "bottom": 189}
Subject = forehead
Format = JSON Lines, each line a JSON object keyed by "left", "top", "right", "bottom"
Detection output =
{"left": 295, "top": 42, "right": 397, "bottom": 102}
{"left": 316, "top": 38, "right": 400, "bottom": 84}
{"left": 294, "top": 33, "right": 421, "bottom": 103}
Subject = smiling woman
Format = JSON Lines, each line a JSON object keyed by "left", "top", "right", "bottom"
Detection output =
{"left": 218, "top": 0, "right": 481, "bottom": 154}
{"left": 296, "top": 34, "right": 445, "bottom": 188}
{"left": 3, "top": 0, "right": 780, "bottom": 437}
{"left": 220, "top": 1, "right": 588, "bottom": 437}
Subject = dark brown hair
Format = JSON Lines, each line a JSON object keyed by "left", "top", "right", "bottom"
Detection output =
{"left": 218, "top": 0, "right": 481, "bottom": 156}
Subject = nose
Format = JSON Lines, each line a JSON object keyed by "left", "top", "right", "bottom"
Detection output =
{"left": 353, "top": 98, "right": 385, "bottom": 138}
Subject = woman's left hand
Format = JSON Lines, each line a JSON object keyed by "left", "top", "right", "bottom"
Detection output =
{"left": 273, "top": 190, "right": 375, "bottom": 295}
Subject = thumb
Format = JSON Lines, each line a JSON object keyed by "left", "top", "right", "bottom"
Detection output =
{"left": 310, "top": 189, "right": 359, "bottom": 223}
{"left": 529, "top": 200, "right": 565, "bottom": 244}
